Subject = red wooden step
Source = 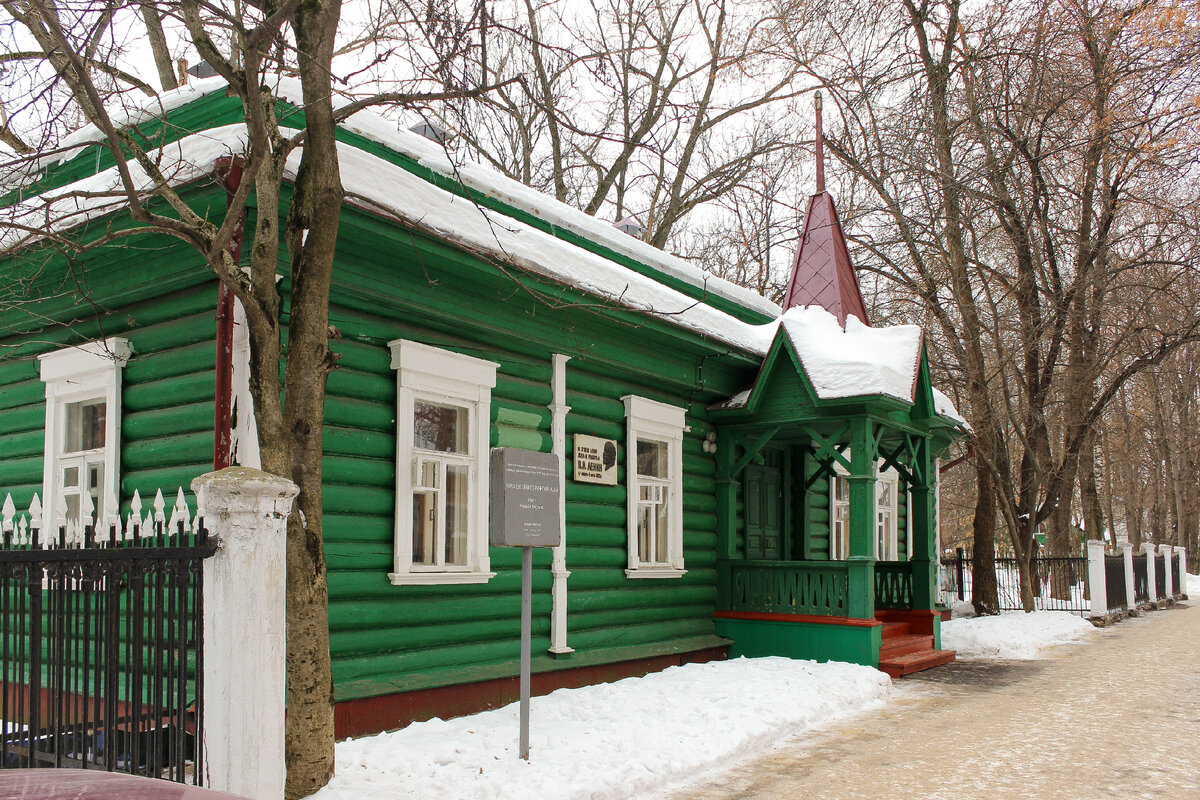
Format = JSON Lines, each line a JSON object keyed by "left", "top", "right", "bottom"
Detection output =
{"left": 881, "top": 621, "right": 911, "bottom": 638}
{"left": 880, "top": 633, "right": 935, "bottom": 659}
{"left": 879, "top": 648, "right": 957, "bottom": 679}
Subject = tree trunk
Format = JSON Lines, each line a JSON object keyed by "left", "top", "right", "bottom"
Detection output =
{"left": 282, "top": 0, "right": 344, "bottom": 796}
{"left": 971, "top": 462, "right": 999, "bottom": 614}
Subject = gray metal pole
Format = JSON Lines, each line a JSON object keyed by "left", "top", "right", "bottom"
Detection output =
{"left": 520, "top": 545, "right": 532, "bottom": 760}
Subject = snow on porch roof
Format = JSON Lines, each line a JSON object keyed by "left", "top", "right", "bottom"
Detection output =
{"left": 711, "top": 305, "right": 969, "bottom": 427}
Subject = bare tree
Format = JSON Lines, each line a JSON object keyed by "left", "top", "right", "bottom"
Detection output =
{"left": 0, "top": 0, "right": 501, "bottom": 793}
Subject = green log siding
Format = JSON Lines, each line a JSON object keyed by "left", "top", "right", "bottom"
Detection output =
{"left": 0, "top": 282, "right": 218, "bottom": 514}
{"left": 321, "top": 278, "right": 732, "bottom": 700}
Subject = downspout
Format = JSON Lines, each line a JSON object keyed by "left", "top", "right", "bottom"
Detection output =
{"left": 549, "top": 354, "right": 573, "bottom": 655}
{"left": 213, "top": 158, "right": 245, "bottom": 470}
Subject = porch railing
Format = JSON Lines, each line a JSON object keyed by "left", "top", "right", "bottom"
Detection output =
{"left": 874, "top": 561, "right": 913, "bottom": 610}
{"left": 725, "top": 561, "right": 848, "bottom": 616}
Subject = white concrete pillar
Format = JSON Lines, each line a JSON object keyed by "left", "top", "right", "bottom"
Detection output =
{"left": 1122, "top": 542, "right": 1136, "bottom": 610}
{"left": 1159, "top": 544, "right": 1174, "bottom": 598}
{"left": 1176, "top": 546, "right": 1188, "bottom": 598}
{"left": 1086, "top": 539, "right": 1107, "bottom": 617}
{"left": 194, "top": 467, "right": 298, "bottom": 800}
{"left": 1143, "top": 543, "right": 1158, "bottom": 602}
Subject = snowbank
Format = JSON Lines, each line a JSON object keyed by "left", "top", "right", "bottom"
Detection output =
{"left": 308, "top": 657, "right": 890, "bottom": 800}
{"left": 942, "top": 611, "right": 1097, "bottom": 660}
{"left": 1187, "top": 572, "right": 1200, "bottom": 596}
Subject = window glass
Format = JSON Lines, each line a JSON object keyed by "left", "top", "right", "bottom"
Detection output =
{"left": 637, "top": 439, "right": 667, "bottom": 478}
{"left": 64, "top": 400, "right": 106, "bottom": 452}
{"left": 444, "top": 464, "right": 469, "bottom": 566}
{"left": 413, "top": 402, "right": 468, "bottom": 453}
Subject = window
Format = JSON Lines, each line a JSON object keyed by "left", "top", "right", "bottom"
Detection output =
{"left": 622, "top": 396, "right": 685, "bottom": 578}
{"left": 831, "top": 475, "right": 850, "bottom": 560}
{"left": 876, "top": 471, "right": 899, "bottom": 561}
{"left": 828, "top": 462, "right": 900, "bottom": 561}
{"left": 389, "top": 340, "right": 497, "bottom": 585}
{"left": 39, "top": 338, "right": 130, "bottom": 528}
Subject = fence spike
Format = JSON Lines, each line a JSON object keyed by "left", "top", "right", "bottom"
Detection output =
{"left": 29, "top": 493, "right": 42, "bottom": 526}
{"left": 174, "top": 488, "right": 192, "bottom": 533}
{"left": 17, "top": 515, "right": 28, "bottom": 547}
{"left": 1, "top": 494, "right": 14, "bottom": 533}
{"left": 81, "top": 489, "right": 95, "bottom": 530}
{"left": 153, "top": 488, "right": 166, "bottom": 523}
{"left": 103, "top": 485, "right": 120, "bottom": 533}
{"left": 143, "top": 511, "right": 154, "bottom": 540}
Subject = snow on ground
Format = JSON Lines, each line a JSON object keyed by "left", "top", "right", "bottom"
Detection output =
{"left": 308, "top": 657, "right": 890, "bottom": 800}
{"left": 1188, "top": 572, "right": 1200, "bottom": 596}
{"left": 942, "top": 611, "right": 1097, "bottom": 660}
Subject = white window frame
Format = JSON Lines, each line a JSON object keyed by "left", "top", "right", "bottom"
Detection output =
{"left": 622, "top": 395, "right": 686, "bottom": 579}
{"left": 875, "top": 468, "right": 900, "bottom": 561}
{"left": 388, "top": 340, "right": 497, "bottom": 585}
{"left": 828, "top": 459, "right": 901, "bottom": 561}
{"left": 39, "top": 338, "right": 130, "bottom": 529}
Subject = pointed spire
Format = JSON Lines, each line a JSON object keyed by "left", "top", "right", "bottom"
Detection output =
{"left": 815, "top": 91, "right": 825, "bottom": 194}
{"left": 781, "top": 92, "right": 871, "bottom": 327}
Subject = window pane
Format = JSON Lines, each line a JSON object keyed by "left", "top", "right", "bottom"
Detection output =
{"left": 65, "top": 400, "right": 106, "bottom": 452}
{"left": 655, "top": 502, "right": 670, "bottom": 563}
{"left": 637, "top": 440, "right": 667, "bottom": 478}
{"left": 413, "top": 402, "right": 468, "bottom": 453}
{"left": 638, "top": 505, "right": 654, "bottom": 562}
{"left": 412, "top": 491, "right": 436, "bottom": 565}
{"left": 444, "top": 464, "right": 469, "bottom": 566}
{"left": 413, "top": 459, "right": 438, "bottom": 489}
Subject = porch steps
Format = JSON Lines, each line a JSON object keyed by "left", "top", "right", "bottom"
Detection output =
{"left": 877, "top": 616, "right": 956, "bottom": 679}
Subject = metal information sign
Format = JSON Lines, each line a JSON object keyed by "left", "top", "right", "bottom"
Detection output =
{"left": 489, "top": 448, "right": 562, "bottom": 760}
{"left": 490, "top": 448, "right": 562, "bottom": 547}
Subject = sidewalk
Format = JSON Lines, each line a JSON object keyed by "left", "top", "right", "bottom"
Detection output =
{"left": 664, "top": 602, "right": 1200, "bottom": 800}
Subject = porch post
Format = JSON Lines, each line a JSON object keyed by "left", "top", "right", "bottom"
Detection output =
{"left": 846, "top": 419, "right": 876, "bottom": 619}
{"left": 908, "top": 437, "right": 937, "bottom": 610}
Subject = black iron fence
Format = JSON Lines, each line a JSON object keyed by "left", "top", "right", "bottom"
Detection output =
{"left": 1104, "top": 555, "right": 1127, "bottom": 611}
{"left": 939, "top": 550, "right": 1090, "bottom": 615}
{"left": 0, "top": 492, "right": 214, "bottom": 785}
{"left": 1133, "top": 555, "right": 1149, "bottom": 603}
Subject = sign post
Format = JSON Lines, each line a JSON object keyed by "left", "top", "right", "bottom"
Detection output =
{"left": 490, "top": 447, "right": 562, "bottom": 760}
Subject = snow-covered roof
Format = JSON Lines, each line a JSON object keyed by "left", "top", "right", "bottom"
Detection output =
{"left": 6, "top": 81, "right": 967, "bottom": 428}
{"left": 781, "top": 306, "right": 921, "bottom": 402}
{"left": 711, "top": 306, "right": 969, "bottom": 428}
{"left": 42, "top": 76, "right": 780, "bottom": 321}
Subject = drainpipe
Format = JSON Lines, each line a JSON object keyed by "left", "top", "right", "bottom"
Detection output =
{"left": 549, "top": 354, "right": 573, "bottom": 655}
{"left": 213, "top": 158, "right": 245, "bottom": 470}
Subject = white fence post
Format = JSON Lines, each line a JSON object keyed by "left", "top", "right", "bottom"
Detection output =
{"left": 1143, "top": 543, "right": 1158, "bottom": 603}
{"left": 1176, "top": 546, "right": 1188, "bottom": 598}
{"left": 1158, "top": 544, "right": 1174, "bottom": 599}
{"left": 1122, "top": 542, "right": 1136, "bottom": 610}
{"left": 1086, "top": 539, "right": 1107, "bottom": 617}
{"left": 194, "top": 467, "right": 298, "bottom": 800}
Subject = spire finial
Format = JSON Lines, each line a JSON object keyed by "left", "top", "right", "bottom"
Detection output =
{"left": 815, "top": 91, "right": 825, "bottom": 194}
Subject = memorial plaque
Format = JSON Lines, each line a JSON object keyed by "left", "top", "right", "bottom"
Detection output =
{"left": 490, "top": 448, "right": 562, "bottom": 547}
{"left": 573, "top": 434, "right": 618, "bottom": 485}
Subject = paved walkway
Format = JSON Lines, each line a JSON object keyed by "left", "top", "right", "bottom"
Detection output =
{"left": 666, "top": 602, "right": 1199, "bottom": 800}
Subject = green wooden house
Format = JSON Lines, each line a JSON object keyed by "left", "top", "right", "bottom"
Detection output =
{"left": 0, "top": 79, "right": 966, "bottom": 737}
